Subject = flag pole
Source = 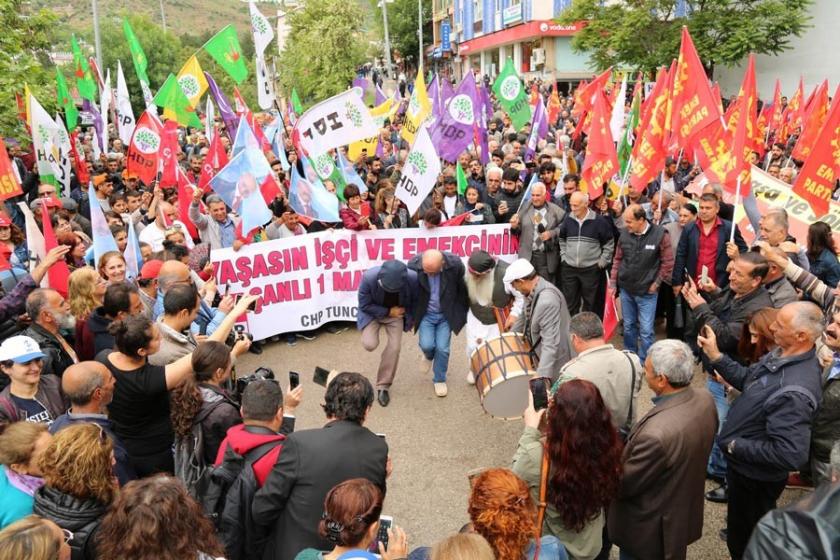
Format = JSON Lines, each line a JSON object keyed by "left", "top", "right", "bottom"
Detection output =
{"left": 730, "top": 175, "right": 741, "bottom": 243}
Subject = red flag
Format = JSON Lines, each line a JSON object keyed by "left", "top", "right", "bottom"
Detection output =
{"left": 573, "top": 68, "right": 611, "bottom": 117}
{"left": 159, "top": 120, "right": 180, "bottom": 187}
{"left": 603, "top": 279, "right": 619, "bottom": 341}
{"left": 0, "top": 138, "right": 24, "bottom": 202}
{"left": 198, "top": 132, "right": 229, "bottom": 192}
{"left": 233, "top": 87, "right": 249, "bottom": 114}
{"left": 39, "top": 201, "right": 70, "bottom": 298}
{"left": 792, "top": 85, "right": 840, "bottom": 217}
{"left": 441, "top": 212, "right": 471, "bottom": 227}
{"left": 629, "top": 67, "right": 669, "bottom": 193}
{"left": 259, "top": 175, "right": 283, "bottom": 205}
{"left": 769, "top": 79, "right": 784, "bottom": 133}
{"left": 580, "top": 90, "right": 619, "bottom": 200}
{"left": 547, "top": 82, "right": 562, "bottom": 125}
{"left": 68, "top": 132, "right": 90, "bottom": 186}
{"left": 175, "top": 168, "right": 200, "bottom": 240}
{"left": 669, "top": 28, "right": 721, "bottom": 148}
{"left": 127, "top": 110, "right": 164, "bottom": 186}
{"left": 791, "top": 80, "right": 829, "bottom": 162}
{"left": 0, "top": 246, "right": 11, "bottom": 272}
{"left": 711, "top": 82, "right": 723, "bottom": 115}
{"left": 15, "top": 93, "right": 28, "bottom": 132}
{"left": 780, "top": 77, "right": 805, "bottom": 142}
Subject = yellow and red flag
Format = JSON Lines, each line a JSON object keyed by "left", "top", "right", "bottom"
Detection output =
{"left": 572, "top": 67, "right": 611, "bottom": 117}
{"left": 779, "top": 77, "right": 804, "bottom": 143}
{"left": 629, "top": 67, "right": 669, "bottom": 193}
{"left": 792, "top": 85, "right": 840, "bottom": 217}
{"left": 669, "top": 28, "right": 721, "bottom": 150}
{"left": 580, "top": 90, "right": 619, "bottom": 200}
{"left": 547, "top": 82, "right": 562, "bottom": 125}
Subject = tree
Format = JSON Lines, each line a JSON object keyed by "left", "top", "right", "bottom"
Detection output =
{"left": 369, "top": 0, "right": 433, "bottom": 72}
{"left": 558, "top": 0, "right": 813, "bottom": 76}
{"left": 0, "top": 0, "right": 58, "bottom": 140}
{"left": 278, "top": 0, "right": 367, "bottom": 106}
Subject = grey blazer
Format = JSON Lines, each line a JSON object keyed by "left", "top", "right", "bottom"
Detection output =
{"left": 514, "top": 201, "right": 566, "bottom": 273}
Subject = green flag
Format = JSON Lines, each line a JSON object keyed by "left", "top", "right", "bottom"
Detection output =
{"left": 123, "top": 18, "right": 149, "bottom": 84}
{"left": 312, "top": 152, "right": 346, "bottom": 200}
{"left": 618, "top": 84, "right": 641, "bottom": 177}
{"left": 55, "top": 70, "right": 78, "bottom": 130}
{"left": 154, "top": 73, "right": 202, "bottom": 128}
{"left": 71, "top": 35, "right": 96, "bottom": 101}
{"left": 492, "top": 59, "right": 531, "bottom": 130}
{"left": 203, "top": 25, "right": 248, "bottom": 84}
{"left": 456, "top": 162, "right": 468, "bottom": 195}
{"left": 291, "top": 88, "right": 303, "bottom": 115}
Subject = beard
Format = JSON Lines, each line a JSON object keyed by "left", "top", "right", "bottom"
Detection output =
{"left": 465, "top": 271, "right": 494, "bottom": 306}
{"left": 53, "top": 311, "right": 76, "bottom": 331}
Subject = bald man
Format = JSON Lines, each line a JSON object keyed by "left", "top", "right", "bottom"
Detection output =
{"left": 51, "top": 361, "right": 137, "bottom": 484}
{"left": 510, "top": 181, "right": 565, "bottom": 283}
{"left": 407, "top": 250, "right": 468, "bottom": 397}
{"left": 139, "top": 200, "right": 196, "bottom": 251}
{"left": 558, "top": 191, "right": 615, "bottom": 316}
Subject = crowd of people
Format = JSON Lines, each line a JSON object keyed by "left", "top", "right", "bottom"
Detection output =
{"left": 0, "top": 70, "right": 838, "bottom": 560}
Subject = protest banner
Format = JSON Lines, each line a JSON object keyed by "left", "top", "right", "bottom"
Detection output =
{"left": 211, "top": 224, "right": 519, "bottom": 340}
{"left": 293, "top": 89, "right": 378, "bottom": 157}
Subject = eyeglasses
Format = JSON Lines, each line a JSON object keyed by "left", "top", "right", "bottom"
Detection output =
{"left": 62, "top": 528, "right": 74, "bottom": 544}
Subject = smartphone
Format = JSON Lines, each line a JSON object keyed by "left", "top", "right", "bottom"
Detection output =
{"left": 375, "top": 433, "right": 386, "bottom": 440}
{"left": 313, "top": 366, "right": 330, "bottom": 387}
{"left": 529, "top": 377, "right": 550, "bottom": 411}
{"left": 683, "top": 267, "right": 690, "bottom": 283}
{"left": 224, "top": 283, "right": 231, "bottom": 297}
{"left": 288, "top": 371, "right": 300, "bottom": 390}
{"left": 368, "top": 515, "right": 393, "bottom": 552}
{"left": 247, "top": 297, "right": 258, "bottom": 311}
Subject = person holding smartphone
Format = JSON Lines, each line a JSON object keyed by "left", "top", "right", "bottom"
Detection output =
{"left": 340, "top": 185, "right": 376, "bottom": 231}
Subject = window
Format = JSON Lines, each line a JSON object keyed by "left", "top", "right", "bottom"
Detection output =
{"left": 474, "top": 0, "right": 482, "bottom": 21}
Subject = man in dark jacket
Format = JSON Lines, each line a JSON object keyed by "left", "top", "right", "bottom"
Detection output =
{"left": 698, "top": 301, "right": 825, "bottom": 560}
{"left": 78, "top": 283, "right": 142, "bottom": 361}
{"left": 493, "top": 167, "right": 525, "bottom": 224}
{"left": 357, "top": 260, "right": 419, "bottom": 407}
{"left": 810, "top": 311, "right": 840, "bottom": 485}
{"left": 408, "top": 250, "right": 468, "bottom": 397}
{"left": 22, "top": 288, "right": 77, "bottom": 378}
{"left": 252, "top": 372, "right": 388, "bottom": 560}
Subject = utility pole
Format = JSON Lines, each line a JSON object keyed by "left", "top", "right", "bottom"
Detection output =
{"left": 418, "top": 0, "right": 423, "bottom": 72}
{"left": 381, "top": 0, "right": 394, "bottom": 78}
{"left": 91, "top": 0, "right": 103, "bottom": 70}
{"left": 159, "top": 0, "right": 167, "bottom": 32}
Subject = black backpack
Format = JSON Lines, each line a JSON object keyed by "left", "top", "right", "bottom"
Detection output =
{"left": 744, "top": 480, "right": 840, "bottom": 559}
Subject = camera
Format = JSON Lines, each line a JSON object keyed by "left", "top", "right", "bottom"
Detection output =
{"left": 234, "top": 324, "right": 254, "bottom": 342}
{"left": 234, "top": 366, "right": 275, "bottom": 398}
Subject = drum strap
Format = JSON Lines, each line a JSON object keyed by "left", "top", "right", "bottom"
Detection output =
{"left": 619, "top": 351, "right": 637, "bottom": 440}
{"left": 524, "top": 291, "right": 544, "bottom": 366}
{"left": 534, "top": 441, "right": 550, "bottom": 559}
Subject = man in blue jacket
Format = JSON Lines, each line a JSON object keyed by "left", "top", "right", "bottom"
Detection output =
{"left": 698, "top": 301, "right": 824, "bottom": 560}
{"left": 358, "top": 260, "right": 419, "bottom": 407}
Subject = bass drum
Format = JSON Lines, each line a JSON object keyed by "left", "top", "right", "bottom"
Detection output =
{"left": 470, "top": 333, "right": 535, "bottom": 419}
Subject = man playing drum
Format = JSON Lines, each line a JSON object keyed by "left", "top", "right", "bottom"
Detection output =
{"left": 504, "top": 258, "right": 573, "bottom": 381}
{"left": 464, "top": 250, "right": 525, "bottom": 385}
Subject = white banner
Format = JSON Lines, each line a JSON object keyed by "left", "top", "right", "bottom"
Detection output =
{"left": 116, "top": 62, "right": 136, "bottom": 146}
{"left": 293, "top": 89, "right": 378, "bottom": 157}
{"left": 249, "top": 1, "right": 274, "bottom": 56}
{"left": 255, "top": 53, "right": 276, "bottom": 110}
{"left": 395, "top": 126, "right": 441, "bottom": 216}
{"left": 212, "top": 224, "right": 519, "bottom": 340}
{"left": 206, "top": 96, "right": 215, "bottom": 142}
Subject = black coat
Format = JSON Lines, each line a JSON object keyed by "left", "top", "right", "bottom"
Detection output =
{"left": 251, "top": 420, "right": 388, "bottom": 560}
{"left": 407, "top": 251, "right": 468, "bottom": 335}
{"left": 22, "top": 323, "right": 76, "bottom": 379}
{"left": 33, "top": 486, "right": 107, "bottom": 560}
{"left": 672, "top": 219, "right": 748, "bottom": 289}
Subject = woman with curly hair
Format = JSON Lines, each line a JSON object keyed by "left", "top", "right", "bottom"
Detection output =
{"left": 33, "top": 423, "right": 117, "bottom": 560}
{"left": 56, "top": 232, "right": 87, "bottom": 270}
{"left": 511, "top": 379, "right": 623, "bottom": 560}
{"left": 68, "top": 267, "right": 106, "bottom": 321}
{"left": 737, "top": 308, "right": 779, "bottom": 365}
{"left": 0, "top": 515, "right": 71, "bottom": 560}
{"left": 96, "top": 474, "right": 224, "bottom": 560}
{"left": 0, "top": 216, "right": 28, "bottom": 270}
{"left": 294, "top": 478, "right": 408, "bottom": 560}
{"left": 468, "top": 468, "right": 566, "bottom": 560}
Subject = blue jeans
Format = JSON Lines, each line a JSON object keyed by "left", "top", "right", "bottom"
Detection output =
{"left": 707, "top": 377, "right": 730, "bottom": 479}
{"left": 418, "top": 312, "right": 451, "bottom": 383}
{"left": 620, "top": 291, "right": 658, "bottom": 362}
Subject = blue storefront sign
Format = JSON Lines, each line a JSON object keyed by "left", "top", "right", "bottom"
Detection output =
{"left": 441, "top": 20, "right": 451, "bottom": 52}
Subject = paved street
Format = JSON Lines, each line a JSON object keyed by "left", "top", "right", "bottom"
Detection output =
{"left": 237, "top": 325, "right": 810, "bottom": 558}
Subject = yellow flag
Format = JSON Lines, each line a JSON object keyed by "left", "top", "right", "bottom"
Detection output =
{"left": 348, "top": 100, "right": 393, "bottom": 160}
{"left": 400, "top": 72, "right": 432, "bottom": 145}
{"left": 176, "top": 55, "right": 209, "bottom": 108}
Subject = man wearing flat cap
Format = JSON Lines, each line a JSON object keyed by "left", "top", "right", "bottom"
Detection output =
{"left": 357, "top": 260, "right": 419, "bottom": 407}
{"left": 463, "top": 250, "right": 525, "bottom": 384}
{"left": 504, "top": 258, "right": 573, "bottom": 381}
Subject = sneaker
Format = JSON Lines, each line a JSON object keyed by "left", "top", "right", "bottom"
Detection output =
{"left": 704, "top": 484, "right": 728, "bottom": 503}
{"left": 326, "top": 324, "right": 349, "bottom": 335}
{"left": 297, "top": 332, "right": 317, "bottom": 341}
{"left": 786, "top": 472, "right": 813, "bottom": 489}
{"left": 466, "top": 371, "right": 475, "bottom": 385}
{"left": 269, "top": 335, "right": 281, "bottom": 343}
{"left": 434, "top": 382, "right": 448, "bottom": 397}
{"left": 421, "top": 358, "right": 433, "bottom": 375}
{"left": 286, "top": 335, "right": 297, "bottom": 347}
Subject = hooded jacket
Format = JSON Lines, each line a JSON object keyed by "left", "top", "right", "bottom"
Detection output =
{"left": 33, "top": 485, "right": 107, "bottom": 560}
{"left": 215, "top": 424, "right": 287, "bottom": 488}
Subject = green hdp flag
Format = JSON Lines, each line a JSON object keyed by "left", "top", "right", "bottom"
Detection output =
{"left": 154, "top": 73, "right": 202, "bottom": 128}
{"left": 492, "top": 58, "right": 531, "bottom": 130}
{"left": 312, "top": 152, "right": 346, "bottom": 200}
{"left": 55, "top": 70, "right": 78, "bottom": 130}
{"left": 291, "top": 88, "right": 303, "bottom": 115}
{"left": 123, "top": 18, "right": 150, "bottom": 85}
{"left": 203, "top": 25, "right": 248, "bottom": 85}
{"left": 618, "top": 85, "right": 641, "bottom": 177}
{"left": 456, "top": 162, "right": 468, "bottom": 195}
{"left": 71, "top": 35, "right": 97, "bottom": 101}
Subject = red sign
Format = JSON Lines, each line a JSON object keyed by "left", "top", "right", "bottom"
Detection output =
{"left": 0, "top": 138, "right": 23, "bottom": 202}
{"left": 458, "top": 21, "right": 581, "bottom": 54}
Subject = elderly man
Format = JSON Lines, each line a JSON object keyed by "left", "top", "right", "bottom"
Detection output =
{"left": 609, "top": 339, "right": 717, "bottom": 560}
{"left": 22, "top": 289, "right": 78, "bottom": 378}
{"left": 504, "top": 259, "right": 572, "bottom": 380}
{"left": 50, "top": 361, "right": 136, "bottom": 484}
{"left": 779, "top": 166, "right": 795, "bottom": 184}
{"left": 483, "top": 165, "right": 503, "bottom": 209}
{"left": 408, "top": 250, "right": 468, "bottom": 397}
{"left": 190, "top": 190, "right": 240, "bottom": 249}
{"left": 510, "top": 182, "right": 565, "bottom": 283}
{"left": 752, "top": 208, "right": 809, "bottom": 271}
{"left": 698, "top": 302, "right": 825, "bottom": 560}
{"left": 139, "top": 200, "right": 195, "bottom": 252}
{"left": 762, "top": 246, "right": 799, "bottom": 307}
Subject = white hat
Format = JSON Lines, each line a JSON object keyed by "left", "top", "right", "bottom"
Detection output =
{"left": 503, "top": 258, "right": 536, "bottom": 283}
{"left": 0, "top": 336, "right": 46, "bottom": 364}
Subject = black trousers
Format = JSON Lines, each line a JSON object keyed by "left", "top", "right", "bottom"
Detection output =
{"left": 561, "top": 264, "right": 602, "bottom": 316}
{"left": 726, "top": 467, "right": 786, "bottom": 559}
{"left": 530, "top": 250, "right": 554, "bottom": 284}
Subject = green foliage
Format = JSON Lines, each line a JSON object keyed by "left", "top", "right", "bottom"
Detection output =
{"left": 278, "top": 0, "right": 367, "bottom": 106}
{"left": 558, "top": 0, "right": 813, "bottom": 75}
{"left": 369, "top": 0, "right": 433, "bottom": 69}
{"left": 0, "top": 0, "right": 58, "bottom": 140}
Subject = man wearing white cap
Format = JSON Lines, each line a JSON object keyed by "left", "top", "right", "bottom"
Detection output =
{"left": 504, "top": 258, "right": 573, "bottom": 380}
{"left": 0, "top": 336, "right": 67, "bottom": 427}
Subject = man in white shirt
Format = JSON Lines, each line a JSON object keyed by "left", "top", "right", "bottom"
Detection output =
{"left": 138, "top": 201, "right": 195, "bottom": 252}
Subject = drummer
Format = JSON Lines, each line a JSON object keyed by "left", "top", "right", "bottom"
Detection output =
{"left": 464, "top": 250, "right": 525, "bottom": 385}
{"left": 503, "top": 258, "right": 573, "bottom": 381}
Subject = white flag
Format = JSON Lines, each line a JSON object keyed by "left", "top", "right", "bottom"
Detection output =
{"left": 394, "top": 127, "right": 441, "bottom": 216}
{"left": 100, "top": 69, "right": 112, "bottom": 145}
{"left": 116, "top": 61, "right": 136, "bottom": 146}
{"left": 28, "top": 92, "right": 61, "bottom": 181}
{"left": 294, "top": 89, "right": 378, "bottom": 157}
{"left": 249, "top": 1, "right": 274, "bottom": 56}
{"left": 51, "top": 117, "right": 73, "bottom": 194}
{"left": 609, "top": 75, "right": 627, "bottom": 143}
{"left": 17, "top": 202, "right": 46, "bottom": 277}
{"left": 206, "top": 96, "right": 215, "bottom": 142}
{"left": 255, "top": 54, "right": 276, "bottom": 110}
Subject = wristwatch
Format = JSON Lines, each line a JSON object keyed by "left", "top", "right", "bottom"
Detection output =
{"left": 727, "top": 439, "right": 736, "bottom": 456}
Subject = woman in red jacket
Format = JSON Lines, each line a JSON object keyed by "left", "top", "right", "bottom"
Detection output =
{"left": 340, "top": 184, "right": 376, "bottom": 231}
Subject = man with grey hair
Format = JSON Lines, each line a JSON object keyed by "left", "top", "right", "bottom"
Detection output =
{"left": 510, "top": 181, "right": 565, "bottom": 283}
{"left": 50, "top": 361, "right": 136, "bottom": 484}
{"left": 609, "top": 338, "right": 717, "bottom": 560}
{"left": 190, "top": 188, "right": 240, "bottom": 249}
{"left": 748, "top": 207, "right": 809, "bottom": 271}
{"left": 22, "top": 288, "right": 77, "bottom": 379}
{"left": 698, "top": 301, "right": 825, "bottom": 559}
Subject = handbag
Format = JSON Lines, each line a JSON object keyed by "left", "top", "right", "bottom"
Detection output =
{"left": 618, "top": 351, "right": 637, "bottom": 442}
